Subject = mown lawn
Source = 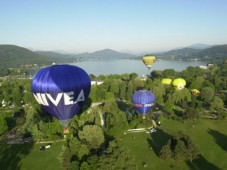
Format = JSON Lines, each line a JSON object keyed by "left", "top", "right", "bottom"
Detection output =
{"left": 0, "top": 142, "right": 64, "bottom": 170}
{"left": 118, "top": 119, "right": 227, "bottom": 170}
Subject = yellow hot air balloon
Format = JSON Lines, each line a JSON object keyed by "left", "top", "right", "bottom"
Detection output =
{"left": 161, "top": 78, "right": 172, "bottom": 85}
{"left": 172, "top": 78, "right": 186, "bottom": 90}
{"left": 143, "top": 55, "right": 156, "bottom": 70}
{"left": 191, "top": 89, "right": 200, "bottom": 96}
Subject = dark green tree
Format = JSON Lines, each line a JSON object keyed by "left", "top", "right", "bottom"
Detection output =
{"left": 200, "top": 87, "right": 214, "bottom": 102}
{"left": 78, "top": 125, "right": 104, "bottom": 151}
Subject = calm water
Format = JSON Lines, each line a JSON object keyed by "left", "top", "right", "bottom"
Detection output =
{"left": 70, "top": 59, "right": 207, "bottom": 76}
{"left": 29, "top": 59, "right": 207, "bottom": 77}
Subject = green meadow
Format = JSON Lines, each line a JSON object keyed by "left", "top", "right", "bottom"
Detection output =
{"left": 0, "top": 142, "right": 63, "bottom": 170}
{"left": 0, "top": 119, "right": 227, "bottom": 170}
{"left": 118, "top": 119, "right": 227, "bottom": 170}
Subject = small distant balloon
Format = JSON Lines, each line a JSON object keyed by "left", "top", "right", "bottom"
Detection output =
{"left": 172, "top": 78, "right": 186, "bottom": 90}
{"left": 31, "top": 64, "right": 91, "bottom": 127}
{"left": 143, "top": 55, "right": 156, "bottom": 70}
{"left": 191, "top": 89, "right": 200, "bottom": 96}
{"left": 131, "top": 90, "right": 155, "bottom": 118}
{"left": 161, "top": 78, "right": 172, "bottom": 85}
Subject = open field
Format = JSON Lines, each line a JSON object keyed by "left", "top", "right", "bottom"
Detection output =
{"left": 0, "top": 119, "right": 227, "bottom": 170}
{"left": 0, "top": 142, "right": 63, "bottom": 170}
{"left": 118, "top": 119, "right": 227, "bottom": 170}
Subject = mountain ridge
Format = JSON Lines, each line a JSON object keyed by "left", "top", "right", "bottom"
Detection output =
{"left": 1, "top": 44, "right": 227, "bottom": 71}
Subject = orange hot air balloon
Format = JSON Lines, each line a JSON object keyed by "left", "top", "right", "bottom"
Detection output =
{"left": 191, "top": 89, "right": 200, "bottom": 96}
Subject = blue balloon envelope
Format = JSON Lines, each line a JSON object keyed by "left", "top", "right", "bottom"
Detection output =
{"left": 131, "top": 90, "right": 155, "bottom": 117}
{"left": 31, "top": 64, "right": 91, "bottom": 127}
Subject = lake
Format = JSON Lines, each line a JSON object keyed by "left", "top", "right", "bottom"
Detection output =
{"left": 70, "top": 59, "right": 207, "bottom": 76}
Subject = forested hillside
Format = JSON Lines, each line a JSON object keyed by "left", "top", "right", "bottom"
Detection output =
{"left": 0, "top": 45, "right": 51, "bottom": 76}
{"left": 157, "top": 44, "right": 227, "bottom": 60}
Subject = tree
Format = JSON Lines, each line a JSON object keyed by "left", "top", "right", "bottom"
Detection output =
{"left": 189, "top": 76, "right": 204, "bottom": 90}
{"left": 69, "top": 137, "right": 90, "bottom": 160}
{"left": 200, "top": 87, "right": 214, "bottom": 102}
{"left": 126, "top": 82, "right": 133, "bottom": 100}
{"left": 89, "top": 74, "right": 96, "bottom": 81}
{"left": 103, "top": 99, "right": 118, "bottom": 113}
{"left": 130, "top": 73, "right": 138, "bottom": 80}
{"left": 132, "top": 79, "right": 144, "bottom": 91}
{"left": 211, "top": 96, "right": 224, "bottom": 110}
{"left": 87, "top": 155, "right": 99, "bottom": 169}
{"left": 12, "top": 88, "right": 23, "bottom": 106}
{"left": 80, "top": 162, "right": 91, "bottom": 170}
{"left": 150, "top": 70, "right": 162, "bottom": 79}
{"left": 184, "top": 107, "right": 199, "bottom": 119}
{"left": 162, "top": 69, "right": 176, "bottom": 79}
{"left": 164, "top": 99, "right": 175, "bottom": 117}
{"left": 42, "top": 119, "right": 63, "bottom": 139}
{"left": 181, "top": 66, "right": 205, "bottom": 82}
{"left": 159, "top": 133, "right": 199, "bottom": 162}
{"left": 105, "top": 92, "right": 115, "bottom": 100}
{"left": 78, "top": 125, "right": 104, "bottom": 150}
{"left": 0, "top": 112, "right": 9, "bottom": 135}
{"left": 119, "top": 82, "right": 127, "bottom": 100}
{"left": 159, "top": 141, "right": 173, "bottom": 159}
{"left": 151, "top": 85, "right": 165, "bottom": 105}
{"left": 109, "top": 81, "right": 119, "bottom": 96}
{"left": 89, "top": 85, "right": 98, "bottom": 102}
{"left": 171, "top": 88, "right": 191, "bottom": 105}
{"left": 62, "top": 147, "right": 71, "bottom": 170}
{"left": 174, "top": 140, "right": 186, "bottom": 160}
{"left": 98, "top": 141, "right": 138, "bottom": 170}
{"left": 185, "top": 140, "right": 199, "bottom": 162}
{"left": 105, "top": 110, "right": 128, "bottom": 137}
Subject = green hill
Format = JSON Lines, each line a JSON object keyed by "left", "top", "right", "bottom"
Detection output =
{"left": 0, "top": 45, "right": 52, "bottom": 76}
{"left": 197, "top": 44, "right": 227, "bottom": 59}
{"left": 158, "top": 44, "right": 227, "bottom": 60}
{"left": 35, "top": 49, "right": 136, "bottom": 61}
{"left": 0, "top": 45, "right": 51, "bottom": 68}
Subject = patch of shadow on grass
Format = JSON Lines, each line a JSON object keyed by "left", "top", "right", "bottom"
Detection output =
{"left": 208, "top": 128, "right": 227, "bottom": 152}
{"left": 186, "top": 154, "right": 220, "bottom": 170}
{"left": 0, "top": 144, "right": 34, "bottom": 170}
{"left": 147, "top": 128, "right": 172, "bottom": 157}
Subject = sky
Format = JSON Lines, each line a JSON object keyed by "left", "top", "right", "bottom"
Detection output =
{"left": 0, "top": 0, "right": 227, "bottom": 54}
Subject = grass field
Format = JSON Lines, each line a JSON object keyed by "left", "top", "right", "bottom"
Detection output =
{"left": 118, "top": 119, "right": 227, "bottom": 170}
{"left": 0, "top": 142, "right": 63, "bottom": 170}
{"left": 0, "top": 119, "right": 227, "bottom": 170}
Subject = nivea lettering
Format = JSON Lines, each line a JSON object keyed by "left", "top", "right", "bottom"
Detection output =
{"left": 134, "top": 103, "right": 154, "bottom": 107}
{"left": 33, "top": 90, "right": 85, "bottom": 106}
{"left": 144, "top": 103, "right": 154, "bottom": 107}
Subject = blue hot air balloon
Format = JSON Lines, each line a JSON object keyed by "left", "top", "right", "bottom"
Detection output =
{"left": 31, "top": 64, "right": 91, "bottom": 127}
{"left": 131, "top": 90, "right": 155, "bottom": 118}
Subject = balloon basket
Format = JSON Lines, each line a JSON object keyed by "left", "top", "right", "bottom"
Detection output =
{"left": 64, "top": 127, "right": 69, "bottom": 134}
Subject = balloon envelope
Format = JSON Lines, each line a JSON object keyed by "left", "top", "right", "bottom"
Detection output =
{"left": 172, "top": 78, "right": 186, "bottom": 90}
{"left": 31, "top": 64, "right": 91, "bottom": 127}
{"left": 143, "top": 55, "right": 156, "bottom": 69}
{"left": 131, "top": 90, "right": 155, "bottom": 116}
{"left": 161, "top": 78, "right": 172, "bottom": 85}
{"left": 191, "top": 89, "right": 200, "bottom": 96}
